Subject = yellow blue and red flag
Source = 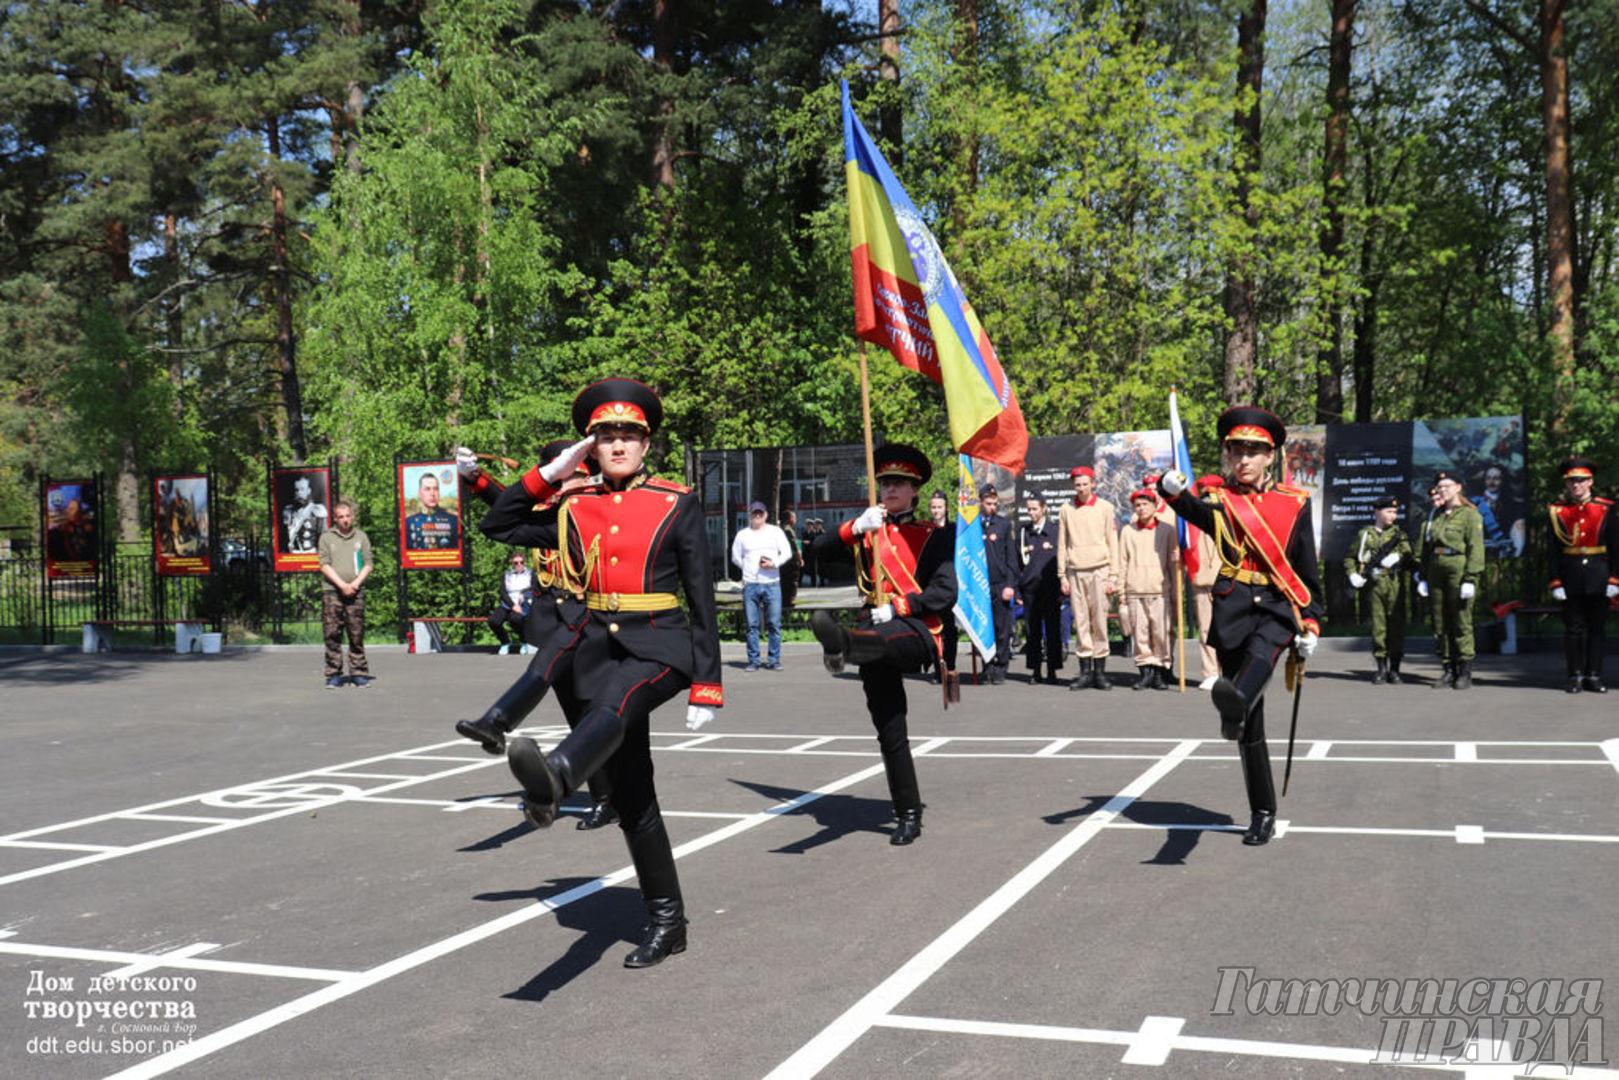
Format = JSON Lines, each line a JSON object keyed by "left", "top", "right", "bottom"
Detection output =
{"left": 842, "top": 81, "right": 1027, "bottom": 473}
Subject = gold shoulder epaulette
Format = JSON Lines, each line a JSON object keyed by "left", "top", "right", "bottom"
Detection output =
{"left": 1272, "top": 483, "right": 1308, "bottom": 500}
{"left": 645, "top": 477, "right": 691, "bottom": 495}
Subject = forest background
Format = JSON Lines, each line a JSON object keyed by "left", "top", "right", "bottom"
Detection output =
{"left": 3, "top": 0, "right": 1616, "bottom": 579}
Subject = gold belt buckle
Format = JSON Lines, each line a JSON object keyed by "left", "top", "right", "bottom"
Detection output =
{"left": 607, "top": 592, "right": 621, "bottom": 612}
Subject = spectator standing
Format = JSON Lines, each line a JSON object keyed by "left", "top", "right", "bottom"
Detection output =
{"left": 1057, "top": 466, "right": 1120, "bottom": 691}
{"left": 1119, "top": 488, "right": 1178, "bottom": 690}
{"left": 318, "top": 498, "right": 374, "bottom": 688}
{"left": 1019, "top": 494, "right": 1063, "bottom": 684}
{"left": 780, "top": 509, "right": 803, "bottom": 611}
{"left": 731, "top": 501, "right": 792, "bottom": 671}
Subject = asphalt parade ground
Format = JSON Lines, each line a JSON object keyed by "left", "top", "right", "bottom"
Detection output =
{"left": 1, "top": 644, "right": 1616, "bottom": 1079}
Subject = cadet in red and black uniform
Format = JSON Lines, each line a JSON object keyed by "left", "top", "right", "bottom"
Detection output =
{"left": 452, "top": 440, "right": 617, "bottom": 831}
{"left": 1157, "top": 407, "right": 1323, "bottom": 847}
{"left": 491, "top": 379, "right": 723, "bottom": 969}
{"left": 808, "top": 444, "right": 956, "bottom": 846}
{"left": 1547, "top": 456, "right": 1619, "bottom": 693}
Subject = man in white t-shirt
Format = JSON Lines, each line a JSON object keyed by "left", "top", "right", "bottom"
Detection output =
{"left": 731, "top": 501, "right": 792, "bottom": 671}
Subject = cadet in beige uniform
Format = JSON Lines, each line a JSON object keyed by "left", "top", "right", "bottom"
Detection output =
{"left": 1119, "top": 488, "right": 1178, "bottom": 689}
{"left": 1058, "top": 465, "right": 1120, "bottom": 690}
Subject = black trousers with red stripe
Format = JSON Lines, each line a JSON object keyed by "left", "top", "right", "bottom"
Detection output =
{"left": 1216, "top": 619, "right": 1293, "bottom": 816}
{"left": 857, "top": 616, "right": 936, "bottom": 814}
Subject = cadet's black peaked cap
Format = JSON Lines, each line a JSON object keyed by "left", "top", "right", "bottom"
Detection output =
{"left": 1373, "top": 495, "right": 1400, "bottom": 511}
{"left": 1559, "top": 456, "right": 1596, "bottom": 479}
{"left": 572, "top": 378, "right": 663, "bottom": 435}
{"left": 874, "top": 444, "right": 931, "bottom": 486}
{"left": 1217, "top": 405, "right": 1286, "bottom": 448}
{"left": 1432, "top": 470, "right": 1462, "bottom": 486}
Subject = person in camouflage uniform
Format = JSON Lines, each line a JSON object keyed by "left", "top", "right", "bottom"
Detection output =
{"left": 1416, "top": 471, "right": 1486, "bottom": 689}
{"left": 1344, "top": 495, "right": 1413, "bottom": 685}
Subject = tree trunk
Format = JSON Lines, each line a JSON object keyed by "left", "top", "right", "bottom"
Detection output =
{"left": 1539, "top": 0, "right": 1574, "bottom": 437}
{"left": 1352, "top": 145, "right": 1378, "bottom": 423}
{"left": 164, "top": 213, "right": 186, "bottom": 419}
{"left": 878, "top": 0, "right": 902, "bottom": 156}
{"left": 1315, "top": 0, "right": 1353, "bottom": 423}
{"left": 1222, "top": 0, "right": 1266, "bottom": 404}
{"left": 267, "top": 115, "right": 307, "bottom": 460}
{"left": 651, "top": 0, "right": 677, "bottom": 192}
{"left": 951, "top": 0, "right": 979, "bottom": 242}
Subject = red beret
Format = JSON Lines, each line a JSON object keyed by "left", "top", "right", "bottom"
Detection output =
{"left": 1070, "top": 466, "right": 1095, "bottom": 479}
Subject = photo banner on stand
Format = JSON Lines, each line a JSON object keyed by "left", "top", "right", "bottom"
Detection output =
{"left": 271, "top": 465, "right": 332, "bottom": 573}
{"left": 397, "top": 460, "right": 464, "bottom": 570}
{"left": 154, "top": 473, "right": 211, "bottom": 576}
{"left": 44, "top": 479, "right": 98, "bottom": 580}
{"left": 1016, "top": 431, "right": 1170, "bottom": 524}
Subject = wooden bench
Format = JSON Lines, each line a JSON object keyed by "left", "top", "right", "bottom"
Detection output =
{"left": 82, "top": 619, "right": 216, "bottom": 654}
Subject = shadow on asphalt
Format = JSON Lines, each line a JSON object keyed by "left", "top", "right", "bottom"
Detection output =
{"left": 472, "top": 877, "right": 646, "bottom": 1003}
{"left": 0, "top": 650, "right": 254, "bottom": 685}
{"left": 729, "top": 778, "right": 895, "bottom": 852}
{"left": 1044, "top": 797, "right": 1236, "bottom": 865}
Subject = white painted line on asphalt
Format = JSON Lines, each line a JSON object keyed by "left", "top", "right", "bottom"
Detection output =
{"left": 100, "top": 942, "right": 221, "bottom": 981}
{"left": 0, "top": 839, "right": 125, "bottom": 853}
{"left": 1273, "top": 818, "right": 1292, "bottom": 838}
{"left": 1035, "top": 738, "right": 1075, "bottom": 757}
{"left": 106, "top": 759, "right": 893, "bottom": 1080}
{"left": 664, "top": 733, "right": 723, "bottom": 751}
{"left": 640, "top": 730, "right": 1614, "bottom": 749}
{"left": 786, "top": 737, "right": 837, "bottom": 753}
{"left": 1120, "top": 1015, "right": 1186, "bottom": 1065}
{"left": 911, "top": 738, "right": 950, "bottom": 755}
{"left": 354, "top": 794, "right": 751, "bottom": 821}
{"left": 439, "top": 796, "right": 505, "bottom": 813}
{"left": 1456, "top": 825, "right": 1486, "bottom": 844}
{"left": 1603, "top": 739, "right": 1619, "bottom": 778}
{"left": 394, "top": 753, "right": 494, "bottom": 763}
{"left": 313, "top": 771, "right": 425, "bottom": 781}
{"left": 121, "top": 813, "right": 235, "bottom": 825}
{"left": 1306, "top": 741, "right": 1332, "bottom": 760}
{"left": 1454, "top": 742, "right": 1478, "bottom": 762}
{"left": 0, "top": 940, "right": 355, "bottom": 982}
{"left": 1108, "top": 821, "right": 1619, "bottom": 844}
{"left": 764, "top": 740, "right": 1200, "bottom": 1080}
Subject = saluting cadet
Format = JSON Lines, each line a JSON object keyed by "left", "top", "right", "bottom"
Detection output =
{"left": 491, "top": 379, "right": 724, "bottom": 968}
{"left": 979, "top": 483, "right": 1018, "bottom": 685}
{"left": 452, "top": 441, "right": 617, "bottom": 830}
{"left": 1343, "top": 495, "right": 1413, "bottom": 685}
{"left": 809, "top": 444, "right": 956, "bottom": 846}
{"left": 1158, "top": 407, "right": 1323, "bottom": 847}
{"left": 1019, "top": 493, "right": 1064, "bottom": 684}
{"left": 1547, "top": 456, "right": 1618, "bottom": 693}
{"left": 1417, "top": 471, "right": 1485, "bottom": 690}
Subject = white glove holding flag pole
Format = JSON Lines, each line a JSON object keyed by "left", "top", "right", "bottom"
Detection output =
{"left": 1552, "top": 586, "right": 1567, "bottom": 602}
{"left": 1459, "top": 582, "right": 1476, "bottom": 600}
{"left": 870, "top": 602, "right": 894, "bottom": 625}
{"left": 541, "top": 435, "right": 595, "bottom": 486}
{"left": 1158, "top": 470, "right": 1187, "bottom": 497}
{"left": 1294, "top": 631, "right": 1318, "bottom": 660}
{"left": 1380, "top": 552, "right": 1401, "bottom": 569}
{"left": 1607, "top": 584, "right": 1619, "bottom": 599}
{"left": 1417, "top": 580, "right": 1429, "bottom": 598}
{"left": 455, "top": 446, "right": 479, "bottom": 481}
{"left": 685, "top": 705, "right": 715, "bottom": 731}
{"left": 1348, "top": 572, "right": 1367, "bottom": 590}
{"left": 852, "top": 505, "right": 886, "bottom": 534}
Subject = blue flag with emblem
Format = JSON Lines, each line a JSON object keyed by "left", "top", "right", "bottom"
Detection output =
{"left": 952, "top": 455, "right": 994, "bottom": 658}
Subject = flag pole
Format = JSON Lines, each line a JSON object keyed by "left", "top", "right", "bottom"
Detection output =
{"left": 859, "top": 342, "right": 877, "bottom": 506}
{"left": 1176, "top": 556, "right": 1187, "bottom": 692}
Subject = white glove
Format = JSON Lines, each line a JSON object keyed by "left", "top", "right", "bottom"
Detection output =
{"left": 540, "top": 435, "right": 595, "bottom": 486}
{"left": 1380, "top": 552, "right": 1401, "bottom": 569}
{"left": 1552, "top": 586, "right": 1568, "bottom": 602}
{"left": 870, "top": 602, "right": 894, "bottom": 625}
{"left": 455, "top": 446, "right": 479, "bottom": 480}
{"left": 852, "top": 505, "right": 886, "bottom": 534}
{"left": 1159, "top": 470, "right": 1188, "bottom": 497}
{"left": 1348, "top": 572, "right": 1366, "bottom": 590}
{"left": 1607, "top": 584, "right": 1619, "bottom": 599}
{"left": 685, "top": 705, "right": 715, "bottom": 731}
{"left": 1459, "top": 583, "right": 1475, "bottom": 600}
{"left": 1417, "top": 581, "right": 1429, "bottom": 598}
{"left": 1293, "top": 631, "right": 1318, "bottom": 659}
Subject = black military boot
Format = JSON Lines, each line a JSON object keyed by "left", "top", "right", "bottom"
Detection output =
{"left": 507, "top": 707, "right": 626, "bottom": 828}
{"left": 1566, "top": 674, "right": 1585, "bottom": 693}
{"left": 1582, "top": 673, "right": 1607, "bottom": 693}
{"left": 1242, "top": 810, "right": 1276, "bottom": 846}
{"left": 810, "top": 611, "right": 888, "bottom": 673}
{"left": 1155, "top": 665, "right": 1174, "bottom": 690}
{"left": 1132, "top": 665, "right": 1152, "bottom": 691}
{"left": 1453, "top": 661, "right": 1473, "bottom": 690}
{"left": 1433, "top": 662, "right": 1455, "bottom": 689}
{"left": 1386, "top": 656, "right": 1403, "bottom": 685}
{"left": 1069, "top": 658, "right": 1092, "bottom": 691}
{"left": 891, "top": 807, "right": 923, "bottom": 846}
{"left": 621, "top": 806, "right": 687, "bottom": 968}
{"left": 1211, "top": 679, "right": 1249, "bottom": 741}
{"left": 1371, "top": 657, "right": 1387, "bottom": 685}
{"left": 454, "top": 663, "right": 556, "bottom": 754}
{"left": 1238, "top": 716, "right": 1276, "bottom": 846}
{"left": 1092, "top": 659, "right": 1113, "bottom": 691}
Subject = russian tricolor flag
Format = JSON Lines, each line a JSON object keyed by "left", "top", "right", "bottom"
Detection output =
{"left": 841, "top": 81, "right": 1027, "bottom": 473}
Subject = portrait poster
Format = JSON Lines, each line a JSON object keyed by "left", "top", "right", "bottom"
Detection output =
{"left": 154, "top": 473, "right": 211, "bottom": 576}
{"left": 1283, "top": 424, "right": 1328, "bottom": 554}
{"left": 397, "top": 461, "right": 463, "bottom": 570}
{"left": 44, "top": 479, "right": 98, "bottom": 580}
{"left": 271, "top": 465, "right": 332, "bottom": 573}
